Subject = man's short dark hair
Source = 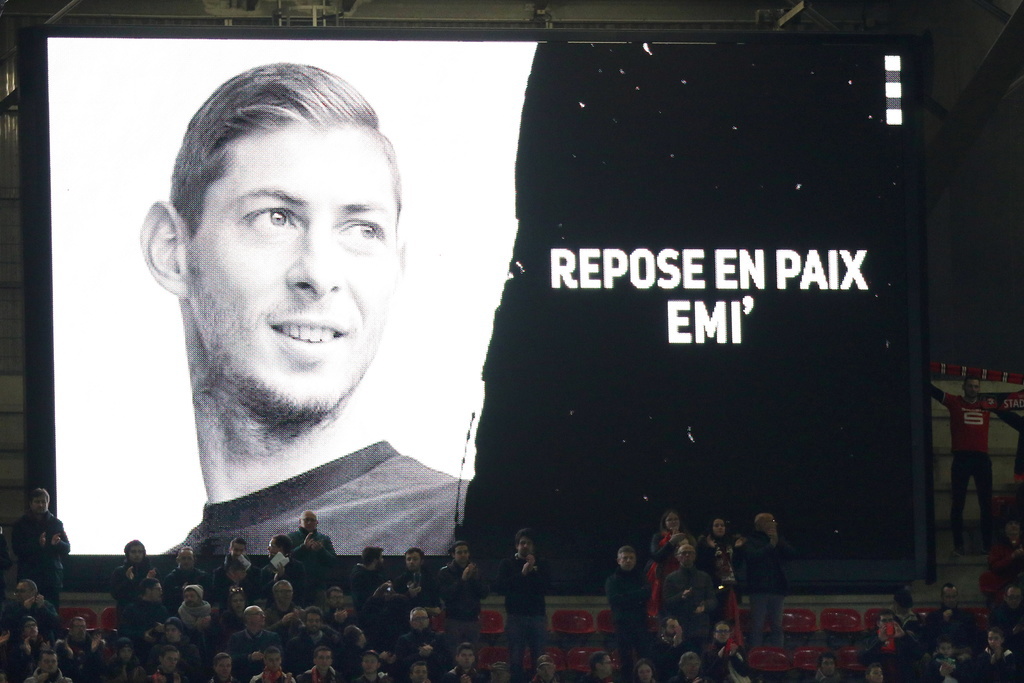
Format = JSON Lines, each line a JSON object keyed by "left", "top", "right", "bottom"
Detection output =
{"left": 457, "top": 643, "right": 475, "bottom": 656}
{"left": 170, "top": 63, "right": 400, "bottom": 237}
{"left": 123, "top": 539, "right": 145, "bottom": 558}
{"left": 271, "top": 534, "right": 293, "bottom": 555}
{"left": 411, "top": 661, "right": 428, "bottom": 671}
{"left": 230, "top": 537, "right": 247, "bottom": 548}
{"left": 362, "top": 547, "right": 383, "bottom": 565}
{"left": 515, "top": 528, "right": 535, "bottom": 545}
{"left": 18, "top": 579, "right": 38, "bottom": 594}
{"left": 140, "top": 578, "right": 161, "bottom": 595}
{"left": 213, "top": 653, "right": 231, "bottom": 666}
{"left": 990, "top": 626, "right": 1006, "bottom": 638}
{"left": 450, "top": 541, "right": 469, "bottom": 555}
{"left": 263, "top": 646, "right": 282, "bottom": 657}
{"left": 313, "top": 645, "right": 333, "bottom": 657}
{"left": 158, "top": 644, "right": 180, "bottom": 658}
{"left": 405, "top": 547, "right": 424, "bottom": 559}
{"left": 817, "top": 652, "right": 836, "bottom": 666}
{"left": 588, "top": 651, "right": 609, "bottom": 671}
{"left": 305, "top": 606, "right": 323, "bottom": 619}
{"left": 327, "top": 586, "right": 344, "bottom": 597}
{"left": 617, "top": 545, "right": 636, "bottom": 556}
{"left": 28, "top": 488, "right": 50, "bottom": 505}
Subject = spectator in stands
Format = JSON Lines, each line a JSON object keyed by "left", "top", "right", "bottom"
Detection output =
{"left": 147, "top": 619, "right": 203, "bottom": 683}
{"left": 213, "top": 540, "right": 257, "bottom": 610}
{"left": 578, "top": 651, "right": 612, "bottom": 683}
{"left": 12, "top": 489, "right": 70, "bottom": 609}
{"left": 337, "top": 626, "right": 369, "bottom": 681}
{"left": 112, "top": 541, "right": 158, "bottom": 614}
{"left": 931, "top": 377, "right": 996, "bottom": 555}
{"left": 395, "top": 608, "right": 448, "bottom": 683}
{"left": 355, "top": 651, "right": 392, "bottom": 683}
{"left": 815, "top": 652, "right": 841, "bottom": 683}
{"left": 250, "top": 646, "right": 293, "bottom": 683}
{"left": 323, "top": 587, "right": 350, "bottom": 631}
{"left": 121, "top": 578, "right": 171, "bottom": 658}
{"left": 104, "top": 638, "right": 148, "bottom": 683}
{"left": 650, "top": 618, "right": 686, "bottom": 683}
{"left": 296, "top": 646, "right": 339, "bottom": 683}
{"left": 265, "top": 581, "right": 305, "bottom": 641}
{"left": 605, "top": 545, "right": 651, "bottom": 678}
{"left": 530, "top": 655, "right": 560, "bottom": 683}
{"left": 287, "top": 513, "right": 336, "bottom": 606}
{"left": 736, "top": 512, "right": 795, "bottom": 648}
{"left": 661, "top": 544, "right": 715, "bottom": 652}
{"left": 227, "top": 606, "right": 283, "bottom": 682}
{"left": 989, "top": 584, "right": 1024, "bottom": 654}
{"left": 924, "top": 636, "right": 962, "bottom": 683}
{"left": 217, "top": 588, "right": 251, "bottom": 651}
{"left": 987, "top": 519, "right": 1024, "bottom": 587}
{"left": 646, "top": 510, "right": 694, "bottom": 619}
{"left": 7, "top": 616, "right": 50, "bottom": 682}
{"left": 859, "top": 609, "right": 923, "bottom": 683}
{"left": 24, "top": 647, "right": 72, "bottom": 683}
{"left": 210, "top": 652, "right": 240, "bottom": 683}
{"left": 152, "top": 644, "right": 189, "bottom": 683}
{"left": 262, "top": 536, "right": 307, "bottom": 604}
{"left": 394, "top": 548, "right": 441, "bottom": 615}
{"left": 351, "top": 548, "right": 387, "bottom": 615}
{"left": 496, "top": 529, "right": 550, "bottom": 683}
{"left": 700, "top": 621, "right": 749, "bottom": 683}
{"left": 694, "top": 519, "right": 742, "bottom": 626}
{"left": 164, "top": 548, "right": 211, "bottom": 615}
{"left": 285, "top": 607, "right": 338, "bottom": 674}
{"left": 1, "top": 579, "right": 60, "bottom": 642}
{"left": 864, "top": 662, "right": 884, "bottom": 683}
{"left": 631, "top": 658, "right": 656, "bottom": 683}
{"left": 890, "top": 588, "right": 922, "bottom": 640}
{"left": 56, "top": 614, "right": 104, "bottom": 683}
{"left": 437, "top": 541, "right": 489, "bottom": 654}
{"left": 923, "top": 583, "right": 978, "bottom": 655}
{"left": 667, "top": 652, "right": 702, "bottom": 683}
{"left": 440, "top": 643, "right": 485, "bottom": 683}
{"left": 357, "top": 579, "right": 407, "bottom": 657}
{"left": 971, "top": 626, "right": 1016, "bottom": 681}
{"left": 409, "top": 661, "right": 430, "bottom": 683}
{"left": 178, "top": 585, "right": 213, "bottom": 637}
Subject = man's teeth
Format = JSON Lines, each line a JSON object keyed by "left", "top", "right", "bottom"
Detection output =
{"left": 281, "top": 325, "right": 338, "bottom": 343}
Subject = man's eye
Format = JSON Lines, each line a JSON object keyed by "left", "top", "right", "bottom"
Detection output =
{"left": 247, "top": 208, "right": 296, "bottom": 229}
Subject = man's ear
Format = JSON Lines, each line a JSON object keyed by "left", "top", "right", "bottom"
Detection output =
{"left": 141, "top": 201, "right": 189, "bottom": 297}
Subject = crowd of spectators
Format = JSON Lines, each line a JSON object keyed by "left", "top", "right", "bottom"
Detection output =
{"left": 3, "top": 485, "right": 1024, "bottom": 683}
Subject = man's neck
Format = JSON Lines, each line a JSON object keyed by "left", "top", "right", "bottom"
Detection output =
{"left": 192, "top": 380, "right": 376, "bottom": 503}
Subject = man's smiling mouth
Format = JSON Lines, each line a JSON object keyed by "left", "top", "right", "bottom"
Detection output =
{"left": 271, "top": 324, "right": 344, "bottom": 344}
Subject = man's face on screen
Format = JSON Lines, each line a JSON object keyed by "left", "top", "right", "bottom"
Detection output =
{"left": 182, "top": 123, "right": 400, "bottom": 426}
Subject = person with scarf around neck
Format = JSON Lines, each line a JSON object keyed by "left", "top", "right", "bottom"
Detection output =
{"left": 249, "top": 647, "right": 294, "bottom": 683}
{"left": 297, "top": 647, "right": 341, "bottom": 683}
{"left": 178, "top": 585, "right": 213, "bottom": 635}
{"left": 645, "top": 510, "right": 695, "bottom": 619}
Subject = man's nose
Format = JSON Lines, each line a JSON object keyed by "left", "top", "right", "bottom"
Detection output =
{"left": 287, "top": 225, "right": 346, "bottom": 298}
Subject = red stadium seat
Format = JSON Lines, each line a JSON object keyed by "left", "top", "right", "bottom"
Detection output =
{"left": 59, "top": 607, "right": 98, "bottom": 629}
{"left": 551, "top": 609, "right": 596, "bottom": 636}
{"left": 566, "top": 647, "right": 603, "bottom": 673}
{"left": 913, "top": 606, "right": 938, "bottom": 622}
{"left": 792, "top": 646, "right": 827, "bottom": 672}
{"left": 980, "top": 571, "right": 1010, "bottom": 605}
{"left": 964, "top": 607, "right": 990, "bottom": 629}
{"left": 99, "top": 606, "right": 118, "bottom": 632}
{"left": 782, "top": 608, "right": 816, "bottom": 644}
{"left": 747, "top": 647, "right": 792, "bottom": 673}
{"left": 477, "top": 646, "right": 509, "bottom": 671}
{"left": 597, "top": 609, "right": 615, "bottom": 634}
{"left": 480, "top": 610, "right": 505, "bottom": 635}
{"left": 430, "top": 612, "right": 445, "bottom": 633}
{"left": 863, "top": 608, "right": 883, "bottom": 632}
{"left": 836, "top": 646, "right": 866, "bottom": 672}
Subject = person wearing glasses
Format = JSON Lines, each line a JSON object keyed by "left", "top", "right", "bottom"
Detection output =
{"left": 661, "top": 544, "right": 716, "bottom": 653}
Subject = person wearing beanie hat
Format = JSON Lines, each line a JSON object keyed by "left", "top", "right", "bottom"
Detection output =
{"left": 105, "top": 638, "right": 147, "bottom": 683}
{"left": 178, "top": 585, "right": 213, "bottom": 633}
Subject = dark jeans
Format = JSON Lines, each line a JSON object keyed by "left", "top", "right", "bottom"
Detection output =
{"left": 950, "top": 450, "right": 993, "bottom": 549}
{"left": 612, "top": 620, "right": 650, "bottom": 680}
{"left": 506, "top": 614, "right": 546, "bottom": 682}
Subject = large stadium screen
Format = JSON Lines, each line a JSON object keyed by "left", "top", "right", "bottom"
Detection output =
{"left": 20, "top": 27, "right": 928, "bottom": 586}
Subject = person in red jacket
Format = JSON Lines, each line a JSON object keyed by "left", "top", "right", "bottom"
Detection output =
{"left": 931, "top": 377, "right": 998, "bottom": 555}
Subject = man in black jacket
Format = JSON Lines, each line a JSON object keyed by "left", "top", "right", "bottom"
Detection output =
{"left": 12, "top": 489, "right": 70, "bottom": 609}
{"left": 395, "top": 608, "right": 449, "bottom": 682}
{"left": 737, "top": 512, "right": 795, "bottom": 647}
{"left": 661, "top": 545, "right": 715, "bottom": 652}
{"left": 496, "top": 529, "right": 550, "bottom": 683}
{"left": 604, "top": 546, "right": 650, "bottom": 678}
{"left": 437, "top": 541, "right": 489, "bottom": 654}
